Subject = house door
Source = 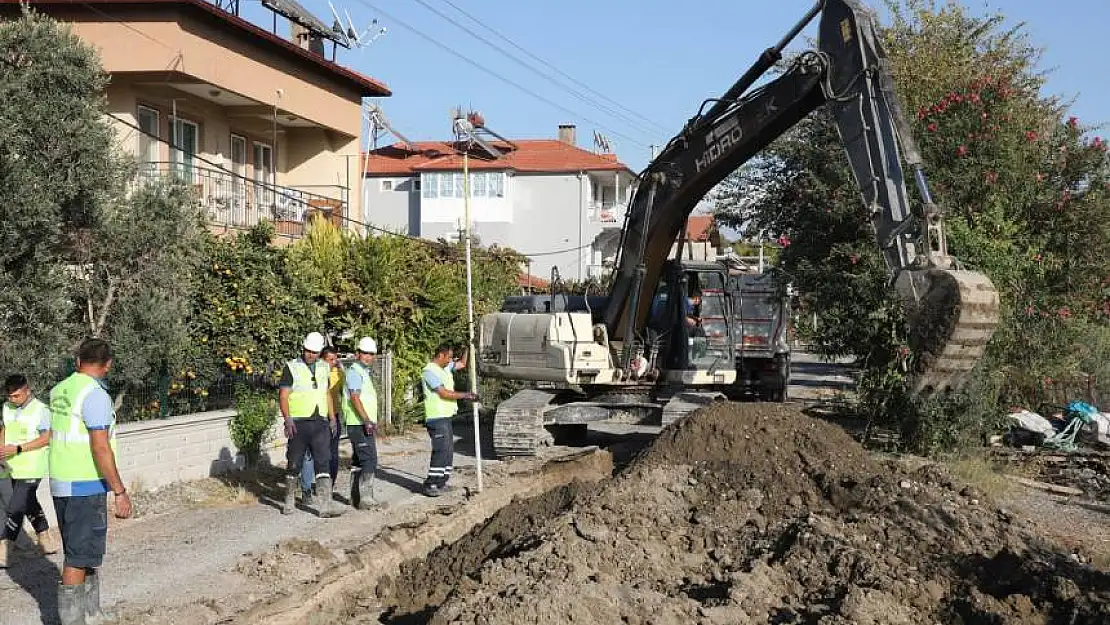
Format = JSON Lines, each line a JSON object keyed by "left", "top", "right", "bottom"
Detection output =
{"left": 253, "top": 142, "right": 274, "bottom": 210}
{"left": 171, "top": 117, "right": 198, "bottom": 183}
{"left": 230, "top": 135, "right": 247, "bottom": 219}
{"left": 137, "top": 106, "right": 159, "bottom": 179}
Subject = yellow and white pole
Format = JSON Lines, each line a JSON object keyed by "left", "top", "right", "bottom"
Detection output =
{"left": 462, "top": 149, "right": 483, "bottom": 493}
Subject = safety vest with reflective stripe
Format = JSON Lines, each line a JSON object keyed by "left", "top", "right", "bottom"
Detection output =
{"left": 49, "top": 373, "right": 117, "bottom": 485}
{"left": 2, "top": 397, "right": 50, "bottom": 479}
{"left": 422, "top": 363, "right": 456, "bottom": 420}
{"left": 286, "top": 359, "right": 329, "bottom": 419}
{"left": 342, "top": 362, "right": 377, "bottom": 426}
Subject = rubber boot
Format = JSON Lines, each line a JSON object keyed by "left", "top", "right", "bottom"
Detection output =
{"left": 350, "top": 468, "right": 362, "bottom": 510}
{"left": 38, "top": 529, "right": 60, "bottom": 555}
{"left": 0, "top": 539, "right": 9, "bottom": 568}
{"left": 57, "top": 584, "right": 87, "bottom": 625}
{"left": 282, "top": 476, "right": 296, "bottom": 515}
{"left": 84, "top": 571, "right": 113, "bottom": 625}
{"left": 302, "top": 486, "right": 316, "bottom": 508}
{"left": 357, "top": 471, "right": 379, "bottom": 510}
{"left": 315, "top": 476, "right": 340, "bottom": 518}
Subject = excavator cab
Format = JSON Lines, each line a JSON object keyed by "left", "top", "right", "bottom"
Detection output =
{"left": 646, "top": 261, "right": 735, "bottom": 385}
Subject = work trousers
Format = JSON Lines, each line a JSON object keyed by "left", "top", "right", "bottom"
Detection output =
{"left": 300, "top": 421, "right": 340, "bottom": 492}
{"left": 424, "top": 417, "right": 454, "bottom": 486}
{"left": 347, "top": 424, "right": 378, "bottom": 472}
{"left": 4, "top": 478, "right": 49, "bottom": 541}
{"left": 286, "top": 417, "right": 331, "bottom": 479}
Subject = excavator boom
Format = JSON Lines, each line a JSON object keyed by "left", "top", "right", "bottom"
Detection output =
{"left": 602, "top": 0, "right": 999, "bottom": 394}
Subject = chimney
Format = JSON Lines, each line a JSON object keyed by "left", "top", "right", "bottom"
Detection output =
{"left": 557, "top": 123, "right": 576, "bottom": 146}
{"left": 290, "top": 21, "right": 325, "bottom": 56}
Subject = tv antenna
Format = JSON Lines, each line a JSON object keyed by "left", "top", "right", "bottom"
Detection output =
{"left": 328, "top": 1, "right": 387, "bottom": 49}
{"left": 592, "top": 131, "right": 613, "bottom": 153}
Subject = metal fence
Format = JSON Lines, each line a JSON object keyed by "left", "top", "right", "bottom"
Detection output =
{"left": 132, "top": 161, "right": 348, "bottom": 239}
{"left": 115, "top": 352, "right": 396, "bottom": 424}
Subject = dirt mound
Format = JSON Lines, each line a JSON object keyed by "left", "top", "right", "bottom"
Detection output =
{"left": 415, "top": 403, "right": 1110, "bottom": 625}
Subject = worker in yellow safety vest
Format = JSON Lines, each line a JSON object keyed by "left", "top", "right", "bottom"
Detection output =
{"left": 278, "top": 332, "right": 340, "bottom": 518}
{"left": 343, "top": 337, "right": 380, "bottom": 509}
{"left": 0, "top": 374, "right": 60, "bottom": 569}
{"left": 49, "top": 338, "right": 132, "bottom": 625}
{"left": 420, "top": 343, "right": 476, "bottom": 497}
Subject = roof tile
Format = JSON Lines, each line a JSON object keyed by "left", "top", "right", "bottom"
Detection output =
{"left": 364, "top": 140, "right": 632, "bottom": 175}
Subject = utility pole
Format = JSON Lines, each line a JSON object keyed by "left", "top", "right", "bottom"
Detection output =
{"left": 459, "top": 135, "right": 483, "bottom": 493}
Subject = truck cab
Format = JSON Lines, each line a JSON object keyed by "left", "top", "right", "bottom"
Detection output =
{"left": 728, "top": 272, "right": 791, "bottom": 401}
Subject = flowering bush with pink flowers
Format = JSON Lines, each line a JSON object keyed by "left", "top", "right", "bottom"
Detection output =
{"left": 716, "top": 0, "right": 1110, "bottom": 453}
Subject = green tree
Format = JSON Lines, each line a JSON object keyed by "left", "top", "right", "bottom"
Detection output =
{"left": 72, "top": 181, "right": 206, "bottom": 406}
{"left": 0, "top": 8, "right": 124, "bottom": 384}
{"left": 716, "top": 0, "right": 1110, "bottom": 452}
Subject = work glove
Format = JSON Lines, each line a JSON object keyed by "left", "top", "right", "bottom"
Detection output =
{"left": 283, "top": 417, "right": 296, "bottom": 438}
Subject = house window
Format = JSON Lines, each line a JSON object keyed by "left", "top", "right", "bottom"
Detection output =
{"left": 440, "top": 172, "right": 455, "bottom": 198}
{"left": 170, "top": 117, "right": 198, "bottom": 182}
{"left": 254, "top": 142, "right": 274, "bottom": 209}
{"left": 421, "top": 173, "right": 437, "bottom": 199}
{"left": 137, "top": 106, "right": 159, "bottom": 177}
{"left": 381, "top": 179, "right": 394, "bottom": 191}
{"left": 488, "top": 172, "right": 505, "bottom": 197}
{"left": 471, "top": 172, "right": 487, "bottom": 197}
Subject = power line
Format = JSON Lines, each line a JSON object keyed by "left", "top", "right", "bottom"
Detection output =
{"left": 405, "top": 0, "right": 664, "bottom": 141}
{"left": 348, "top": 0, "right": 653, "bottom": 152}
{"left": 437, "top": 0, "right": 671, "bottom": 136}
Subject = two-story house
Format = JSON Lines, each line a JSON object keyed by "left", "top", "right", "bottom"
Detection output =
{"left": 3, "top": 0, "right": 391, "bottom": 240}
{"left": 363, "top": 124, "right": 637, "bottom": 280}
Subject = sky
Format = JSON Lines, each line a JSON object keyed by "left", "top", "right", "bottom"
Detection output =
{"left": 240, "top": 0, "right": 1108, "bottom": 173}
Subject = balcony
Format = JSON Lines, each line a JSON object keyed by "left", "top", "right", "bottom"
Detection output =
{"left": 134, "top": 161, "right": 348, "bottom": 239}
{"left": 589, "top": 200, "right": 625, "bottom": 224}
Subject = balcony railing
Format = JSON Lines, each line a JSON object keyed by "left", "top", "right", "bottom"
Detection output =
{"left": 133, "top": 161, "right": 348, "bottom": 238}
{"left": 589, "top": 200, "right": 624, "bottom": 224}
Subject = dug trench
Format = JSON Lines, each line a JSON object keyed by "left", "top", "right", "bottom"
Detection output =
{"left": 251, "top": 403, "right": 1110, "bottom": 624}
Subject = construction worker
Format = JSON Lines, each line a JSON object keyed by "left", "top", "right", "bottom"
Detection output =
{"left": 0, "top": 374, "right": 59, "bottom": 568}
{"left": 279, "top": 332, "right": 339, "bottom": 517}
{"left": 299, "top": 346, "right": 344, "bottom": 503}
{"left": 343, "top": 337, "right": 379, "bottom": 509}
{"left": 420, "top": 343, "right": 476, "bottom": 497}
{"left": 50, "top": 338, "right": 132, "bottom": 625}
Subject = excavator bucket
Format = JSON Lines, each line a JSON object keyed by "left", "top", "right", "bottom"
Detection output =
{"left": 895, "top": 269, "right": 1000, "bottom": 395}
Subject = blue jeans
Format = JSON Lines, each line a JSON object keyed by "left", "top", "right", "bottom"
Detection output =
{"left": 300, "top": 423, "right": 341, "bottom": 492}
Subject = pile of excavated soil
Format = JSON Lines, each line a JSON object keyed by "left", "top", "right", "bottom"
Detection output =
{"left": 398, "top": 403, "right": 1110, "bottom": 625}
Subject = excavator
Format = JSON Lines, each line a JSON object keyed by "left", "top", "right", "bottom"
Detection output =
{"left": 476, "top": 0, "right": 1001, "bottom": 457}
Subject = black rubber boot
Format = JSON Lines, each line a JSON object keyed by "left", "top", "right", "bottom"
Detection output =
{"left": 58, "top": 584, "right": 87, "bottom": 625}
{"left": 282, "top": 476, "right": 296, "bottom": 515}
{"left": 350, "top": 468, "right": 362, "bottom": 510}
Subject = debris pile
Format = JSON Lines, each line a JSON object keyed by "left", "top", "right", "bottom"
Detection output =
{"left": 389, "top": 403, "right": 1110, "bottom": 624}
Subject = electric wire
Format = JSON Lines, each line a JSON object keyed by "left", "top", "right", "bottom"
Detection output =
{"left": 109, "top": 112, "right": 595, "bottom": 261}
{"left": 60, "top": 2, "right": 604, "bottom": 266}
{"left": 347, "top": 0, "right": 654, "bottom": 152}
{"left": 436, "top": 0, "right": 671, "bottom": 135}
{"left": 406, "top": 0, "right": 664, "bottom": 141}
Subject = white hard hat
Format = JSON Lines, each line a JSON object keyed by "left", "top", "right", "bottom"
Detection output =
{"left": 357, "top": 337, "right": 378, "bottom": 354}
{"left": 303, "top": 331, "right": 326, "bottom": 352}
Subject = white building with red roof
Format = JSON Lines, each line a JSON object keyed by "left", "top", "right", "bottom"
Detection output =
{"left": 362, "top": 124, "right": 637, "bottom": 281}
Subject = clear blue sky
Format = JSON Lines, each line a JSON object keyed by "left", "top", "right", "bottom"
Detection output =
{"left": 244, "top": 0, "right": 1107, "bottom": 172}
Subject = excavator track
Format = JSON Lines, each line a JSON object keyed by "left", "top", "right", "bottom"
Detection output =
{"left": 902, "top": 269, "right": 1000, "bottom": 394}
{"left": 492, "top": 389, "right": 558, "bottom": 457}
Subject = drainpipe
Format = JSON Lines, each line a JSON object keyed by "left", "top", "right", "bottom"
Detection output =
{"left": 578, "top": 171, "right": 585, "bottom": 281}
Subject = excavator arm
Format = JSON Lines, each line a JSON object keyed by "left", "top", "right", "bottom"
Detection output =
{"left": 602, "top": 0, "right": 999, "bottom": 394}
